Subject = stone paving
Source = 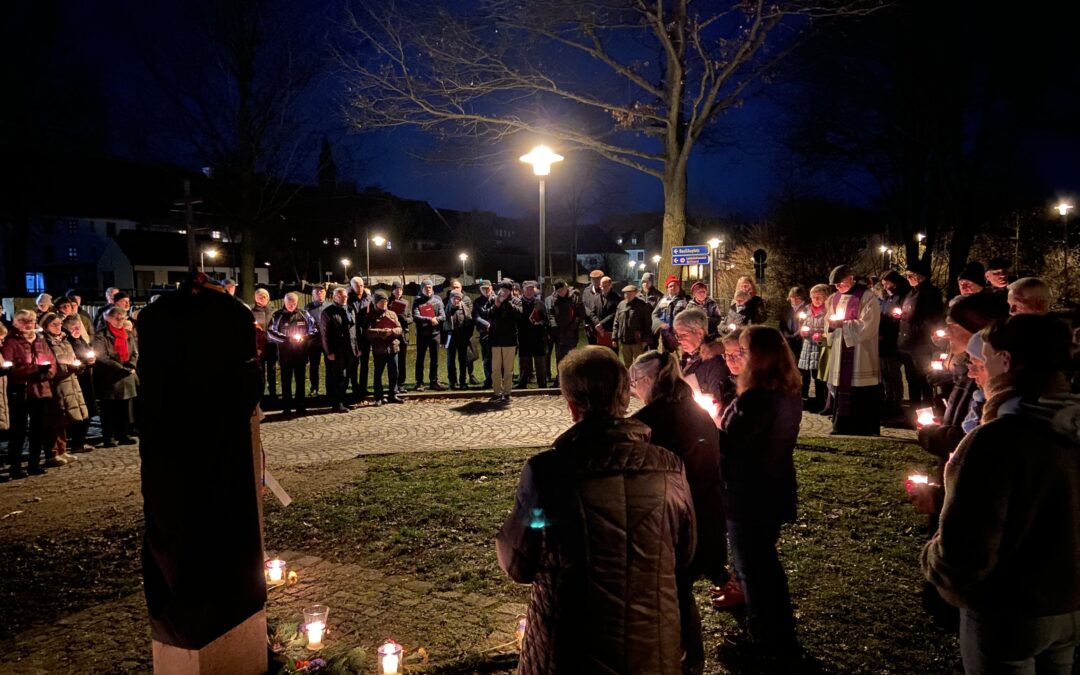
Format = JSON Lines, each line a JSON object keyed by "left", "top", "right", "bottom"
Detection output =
{"left": 43, "top": 394, "right": 916, "bottom": 476}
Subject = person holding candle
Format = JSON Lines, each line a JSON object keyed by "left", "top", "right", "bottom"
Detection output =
{"left": 268, "top": 292, "right": 318, "bottom": 415}
{"left": 899, "top": 261, "right": 944, "bottom": 405}
{"left": 735, "top": 276, "right": 768, "bottom": 325}
{"left": 3, "top": 309, "right": 58, "bottom": 477}
{"left": 629, "top": 349, "right": 725, "bottom": 673}
{"left": 724, "top": 289, "right": 753, "bottom": 332}
{"left": 718, "top": 326, "right": 803, "bottom": 661}
{"left": 92, "top": 307, "right": 139, "bottom": 447}
{"left": 62, "top": 315, "right": 96, "bottom": 452}
{"left": 778, "top": 286, "right": 808, "bottom": 359}
{"left": 687, "top": 280, "right": 724, "bottom": 338}
{"left": 675, "top": 308, "right": 735, "bottom": 414}
{"left": 825, "top": 265, "right": 882, "bottom": 436}
{"left": 797, "top": 284, "right": 831, "bottom": 413}
{"left": 40, "top": 312, "right": 87, "bottom": 467}
{"left": 652, "top": 274, "right": 690, "bottom": 352}
{"left": 922, "top": 314, "right": 1080, "bottom": 674}
{"left": 496, "top": 346, "right": 695, "bottom": 675}
{"left": 365, "top": 292, "right": 404, "bottom": 405}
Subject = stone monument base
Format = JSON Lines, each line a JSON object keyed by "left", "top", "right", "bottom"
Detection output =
{"left": 153, "top": 609, "right": 267, "bottom": 675}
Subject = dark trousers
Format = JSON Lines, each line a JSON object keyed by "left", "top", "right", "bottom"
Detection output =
{"left": 481, "top": 339, "right": 493, "bottom": 385}
{"left": 899, "top": 349, "right": 932, "bottom": 403}
{"left": 349, "top": 337, "right": 371, "bottom": 395}
{"left": 960, "top": 608, "right": 1080, "bottom": 675}
{"left": 678, "top": 574, "right": 705, "bottom": 675}
{"left": 6, "top": 388, "right": 45, "bottom": 470}
{"left": 415, "top": 334, "right": 440, "bottom": 384}
{"left": 727, "top": 517, "right": 797, "bottom": 649}
{"left": 373, "top": 353, "right": 399, "bottom": 400}
{"left": 396, "top": 340, "right": 408, "bottom": 388}
{"left": 325, "top": 352, "right": 349, "bottom": 408}
{"left": 280, "top": 358, "right": 306, "bottom": 413}
{"left": 67, "top": 418, "right": 90, "bottom": 451}
{"left": 100, "top": 399, "right": 132, "bottom": 443}
{"left": 260, "top": 354, "right": 278, "bottom": 398}
{"left": 518, "top": 353, "right": 548, "bottom": 387}
{"left": 308, "top": 348, "right": 323, "bottom": 393}
{"left": 447, "top": 335, "right": 469, "bottom": 386}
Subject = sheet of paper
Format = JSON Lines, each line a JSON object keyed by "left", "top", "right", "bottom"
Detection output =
{"left": 264, "top": 470, "right": 292, "bottom": 507}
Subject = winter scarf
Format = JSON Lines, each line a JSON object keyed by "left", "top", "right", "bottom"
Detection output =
{"left": 108, "top": 324, "right": 130, "bottom": 363}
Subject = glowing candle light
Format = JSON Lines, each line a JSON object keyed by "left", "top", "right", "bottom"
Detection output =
{"left": 800, "top": 325, "right": 810, "bottom": 334}
{"left": 378, "top": 640, "right": 403, "bottom": 674}
{"left": 939, "top": 353, "right": 949, "bottom": 361}
{"left": 303, "top": 604, "right": 329, "bottom": 650}
{"left": 830, "top": 313, "right": 845, "bottom": 322}
{"left": 935, "top": 329, "right": 946, "bottom": 338}
{"left": 798, "top": 311, "right": 808, "bottom": 320}
{"left": 907, "top": 474, "right": 929, "bottom": 485}
{"left": 693, "top": 391, "right": 720, "bottom": 420}
{"left": 265, "top": 559, "right": 286, "bottom": 584}
{"left": 86, "top": 350, "right": 95, "bottom": 359}
{"left": 2, "top": 361, "right": 12, "bottom": 368}
{"left": 727, "top": 323, "right": 737, "bottom": 331}
{"left": 891, "top": 307, "right": 902, "bottom": 318}
{"left": 72, "top": 359, "right": 81, "bottom": 367}
{"left": 931, "top": 361, "right": 944, "bottom": 371}
{"left": 916, "top": 408, "right": 936, "bottom": 427}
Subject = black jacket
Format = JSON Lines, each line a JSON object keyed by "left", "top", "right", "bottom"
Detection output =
{"left": 634, "top": 393, "right": 725, "bottom": 583}
{"left": 488, "top": 295, "right": 522, "bottom": 347}
{"left": 518, "top": 294, "right": 550, "bottom": 356}
{"left": 473, "top": 291, "right": 496, "bottom": 340}
{"left": 719, "top": 389, "right": 802, "bottom": 524}
{"left": 612, "top": 296, "right": 653, "bottom": 346}
{"left": 547, "top": 290, "right": 582, "bottom": 347}
{"left": 347, "top": 289, "right": 373, "bottom": 339}
{"left": 582, "top": 285, "right": 620, "bottom": 332}
{"left": 653, "top": 291, "right": 690, "bottom": 351}
{"left": 899, "top": 281, "right": 944, "bottom": 352}
{"left": 681, "top": 350, "right": 735, "bottom": 411}
{"left": 496, "top": 417, "right": 695, "bottom": 675}
{"left": 319, "top": 302, "right": 356, "bottom": 358}
{"left": 445, "top": 298, "right": 474, "bottom": 346}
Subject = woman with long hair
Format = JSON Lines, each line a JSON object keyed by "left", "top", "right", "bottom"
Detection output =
{"left": 719, "top": 325, "right": 803, "bottom": 660}
{"left": 629, "top": 350, "right": 723, "bottom": 673}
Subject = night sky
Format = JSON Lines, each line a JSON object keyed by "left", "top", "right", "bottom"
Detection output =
{"left": 17, "top": 0, "right": 1080, "bottom": 224}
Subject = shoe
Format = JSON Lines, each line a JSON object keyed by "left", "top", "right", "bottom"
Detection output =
{"left": 99, "top": 439, "right": 119, "bottom": 448}
{"left": 118, "top": 436, "right": 138, "bottom": 445}
{"left": 60, "top": 453, "right": 78, "bottom": 463}
{"left": 414, "top": 384, "right": 426, "bottom": 392}
{"left": 396, "top": 386, "right": 408, "bottom": 394}
{"left": 449, "top": 383, "right": 460, "bottom": 390}
{"left": 431, "top": 382, "right": 448, "bottom": 391}
{"left": 502, "top": 394, "right": 512, "bottom": 403}
{"left": 488, "top": 395, "right": 503, "bottom": 403}
{"left": 357, "top": 390, "right": 370, "bottom": 400}
{"left": 46, "top": 456, "right": 68, "bottom": 467}
{"left": 373, "top": 399, "right": 384, "bottom": 407}
{"left": 482, "top": 380, "right": 492, "bottom": 389}
{"left": 70, "top": 445, "right": 94, "bottom": 453}
{"left": 468, "top": 376, "right": 480, "bottom": 385}
{"left": 711, "top": 579, "right": 745, "bottom": 609}
{"left": 332, "top": 404, "right": 349, "bottom": 413}
{"left": 8, "top": 469, "right": 27, "bottom": 480}
{"left": 309, "top": 389, "right": 319, "bottom": 397}
{"left": 386, "top": 396, "right": 404, "bottom": 404}
{"left": 28, "top": 466, "right": 46, "bottom": 476}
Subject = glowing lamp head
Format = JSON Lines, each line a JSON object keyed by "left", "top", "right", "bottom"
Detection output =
{"left": 341, "top": 258, "right": 350, "bottom": 267}
{"left": 1057, "top": 202, "right": 1074, "bottom": 217}
{"left": 916, "top": 233, "right": 926, "bottom": 242}
{"left": 651, "top": 254, "right": 661, "bottom": 264}
{"left": 708, "top": 237, "right": 722, "bottom": 249}
{"left": 372, "top": 235, "right": 387, "bottom": 247}
{"left": 520, "top": 145, "right": 563, "bottom": 176}
{"left": 459, "top": 252, "right": 468, "bottom": 262}
{"left": 205, "top": 249, "right": 218, "bottom": 259}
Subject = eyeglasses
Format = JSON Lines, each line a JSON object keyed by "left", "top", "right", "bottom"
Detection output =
{"left": 723, "top": 349, "right": 746, "bottom": 361}
{"left": 674, "top": 330, "right": 698, "bottom": 340}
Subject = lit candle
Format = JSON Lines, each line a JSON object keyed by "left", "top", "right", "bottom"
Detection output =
{"left": 935, "top": 329, "right": 946, "bottom": 338}
{"left": 907, "top": 474, "right": 929, "bottom": 485}
{"left": 693, "top": 391, "right": 720, "bottom": 420}
{"left": 305, "top": 621, "right": 325, "bottom": 650}
{"left": 72, "top": 359, "right": 81, "bottom": 367}
{"left": 292, "top": 333, "right": 303, "bottom": 343}
{"left": 378, "top": 641, "right": 403, "bottom": 674}
{"left": 798, "top": 311, "right": 808, "bottom": 320}
{"left": 265, "top": 559, "right": 286, "bottom": 584}
{"left": 916, "top": 408, "right": 936, "bottom": 427}
{"left": 85, "top": 350, "right": 95, "bottom": 359}
{"left": 727, "top": 323, "right": 736, "bottom": 331}
{"left": 800, "top": 325, "right": 810, "bottom": 334}
{"left": 891, "top": 307, "right": 902, "bottom": 318}
{"left": 2, "top": 361, "right": 11, "bottom": 368}
{"left": 931, "top": 361, "right": 944, "bottom": 371}
{"left": 830, "top": 313, "right": 845, "bottom": 322}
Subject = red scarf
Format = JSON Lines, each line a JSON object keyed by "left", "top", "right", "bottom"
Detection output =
{"left": 108, "top": 324, "right": 130, "bottom": 363}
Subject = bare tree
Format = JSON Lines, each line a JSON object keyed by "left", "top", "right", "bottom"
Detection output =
{"left": 336, "top": 0, "right": 876, "bottom": 280}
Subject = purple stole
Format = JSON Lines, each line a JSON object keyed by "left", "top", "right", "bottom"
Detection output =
{"left": 832, "top": 285, "right": 867, "bottom": 416}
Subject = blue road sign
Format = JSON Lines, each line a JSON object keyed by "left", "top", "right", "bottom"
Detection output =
{"left": 671, "top": 245, "right": 710, "bottom": 266}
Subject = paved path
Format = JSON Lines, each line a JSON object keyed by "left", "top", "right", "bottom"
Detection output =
{"left": 38, "top": 395, "right": 917, "bottom": 476}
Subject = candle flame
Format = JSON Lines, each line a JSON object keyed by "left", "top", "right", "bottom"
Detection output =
{"left": 693, "top": 391, "right": 720, "bottom": 420}
{"left": 935, "top": 329, "right": 946, "bottom": 338}
{"left": 931, "top": 361, "right": 944, "bottom": 371}
{"left": 907, "top": 474, "right": 929, "bottom": 485}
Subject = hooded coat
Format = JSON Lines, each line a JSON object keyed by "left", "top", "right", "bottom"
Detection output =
{"left": 496, "top": 417, "right": 695, "bottom": 675}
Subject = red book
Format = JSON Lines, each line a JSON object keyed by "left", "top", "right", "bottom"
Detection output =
{"left": 530, "top": 306, "right": 543, "bottom": 323}
{"left": 374, "top": 314, "right": 397, "bottom": 330}
{"left": 419, "top": 303, "right": 436, "bottom": 319}
{"left": 595, "top": 328, "right": 614, "bottom": 348}
{"left": 390, "top": 299, "right": 408, "bottom": 315}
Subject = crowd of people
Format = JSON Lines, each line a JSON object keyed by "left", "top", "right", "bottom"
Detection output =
{"left": 2, "top": 256, "right": 1078, "bottom": 673}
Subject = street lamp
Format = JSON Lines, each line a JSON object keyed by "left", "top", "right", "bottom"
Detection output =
{"left": 651, "top": 254, "right": 661, "bottom": 278}
{"left": 341, "top": 258, "right": 351, "bottom": 283}
{"left": 520, "top": 145, "right": 564, "bottom": 291}
{"left": 459, "top": 252, "right": 468, "bottom": 278}
{"left": 627, "top": 259, "right": 637, "bottom": 279}
{"left": 366, "top": 233, "right": 387, "bottom": 282}
{"left": 707, "top": 238, "right": 722, "bottom": 298}
{"left": 201, "top": 248, "right": 218, "bottom": 273}
{"left": 1057, "top": 202, "right": 1074, "bottom": 295}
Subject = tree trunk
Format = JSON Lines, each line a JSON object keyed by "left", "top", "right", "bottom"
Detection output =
{"left": 658, "top": 164, "right": 688, "bottom": 283}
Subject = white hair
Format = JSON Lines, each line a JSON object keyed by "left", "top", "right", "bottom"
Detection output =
{"left": 351, "top": 276, "right": 365, "bottom": 287}
{"left": 284, "top": 292, "right": 299, "bottom": 303}
{"left": 254, "top": 288, "right": 270, "bottom": 299}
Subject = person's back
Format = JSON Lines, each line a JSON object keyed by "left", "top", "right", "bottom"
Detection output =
{"left": 497, "top": 346, "right": 694, "bottom": 674}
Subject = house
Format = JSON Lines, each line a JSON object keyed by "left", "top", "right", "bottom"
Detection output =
{"left": 574, "top": 226, "right": 632, "bottom": 283}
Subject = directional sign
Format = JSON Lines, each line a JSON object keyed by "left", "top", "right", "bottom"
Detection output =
{"left": 671, "top": 245, "right": 711, "bottom": 266}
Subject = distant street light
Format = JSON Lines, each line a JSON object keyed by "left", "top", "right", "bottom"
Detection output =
{"left": 707, "top": 238, "right": 722, "bottom": 297}
{"left": 521, "top": 145, "right": 564, "bottom": 291}
{"left": 651, "top": 254, "right": 661, "bottom": 277}
{"left": 459, "top": 252, "right": 469, "bottom": 278}
{"left": 1057, "top": 202, "right": 1074, "bottom": 296}
{"left": 201, "top": 248, "right": 218, "bottom": 273}
{"left": 366, "top": 232, "right": 387, "bottom": 281}
{"left": 341, "top": 258, "right": 351, "bottom": 283}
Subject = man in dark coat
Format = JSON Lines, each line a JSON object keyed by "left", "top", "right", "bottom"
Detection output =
{"left": 137, "top": 276, "right": 265, "bottom": 656}
{"left": 445, "top": 289, "right": 474, "bottom": 389}
{"left": 900, "top": 261, "right": 945, "bottom": 404}
{"left": 547, "top": 279, "right": 582, "bottom": 378}
{"left": 612, "top": 284, "right": 654, "bottom": 367}
{"left": 305, "top": 285, "right": 328, "bottom": 396}
{"left": 389, "top": 281, "right": 411, "bottom": 394}
{"left": 497, "top": 346, "right": 695, "bottom": 674}
{"left": 319, "top": 287, "right": 356, "bottom": 412}
{"left": 267, "top": 292, "right": 317, "bottom": 415}
{"left": 473, "top": 280, "right": 496, "bottom": 389}
{"left": 639, "top": 272, "right": 662, "bottom": 309}
{"left": 411, "top": 279, "right": 447, "bottom": 391}
{"left": 517, "top": 281, "right": 550, "bottom": 388}
{"left": 582, "top": 271, "right": 620, "bottom": 348}
{"left": 346, "top": 277, "right": 372, "bottom": 399}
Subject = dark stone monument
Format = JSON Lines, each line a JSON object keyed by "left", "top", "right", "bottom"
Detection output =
{"left": 137, "top": 278, "right": 266, "bottom": 673}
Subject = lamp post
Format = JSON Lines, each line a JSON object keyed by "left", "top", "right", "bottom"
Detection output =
{"left": 707, "top": 237, "right": 721, "bottom": 298}
{"left": 879, "top": 244, "right": 888, "bottom": 270}
{"left": 459, "top": 252, "right": 468, "bottom": 279}
{"left": 651, "top": 254, "right": 661, "bottom": 278}
{"left": 201, "top": 248, "right": 218, "bottom": 273}
{"left": 520, "top": 145, "right": 563, "bottom": 292}
{"left": 1058, "top": 202, "right": 1074, "bottom": 298}
{"left": 627, "top": 258, "right": 637, "bottom": 280}
{"left": 341, "top": 258, "right": 351, "bottom": 283}
{"left": 366, "top": 234, "right": 387, "bottom": 282}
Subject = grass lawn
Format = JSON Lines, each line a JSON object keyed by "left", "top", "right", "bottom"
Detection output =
{"left": 264, "top": 435, "right": 964, "bottom": 674}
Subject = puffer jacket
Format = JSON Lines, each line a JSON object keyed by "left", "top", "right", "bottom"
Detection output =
{"left": 45, "top": 333, "right": 88, "bottom": 422}
{"left": 496, "top": 417, "right": 695, "bottom": 675}
{"left": 922, "top": 386, "right": 1080, "bottom": 615}
{"left": 92, "top": 328, "right": 139, "bottom": 400}
{"left": 364, "top": 308, "right": 402, "bottom": 355}
{"left": 1, "top": 332, "right": 57, "bottom": 399}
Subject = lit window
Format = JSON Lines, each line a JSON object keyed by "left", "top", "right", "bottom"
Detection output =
{"left": 25, "top": 273, "right": 45, "bottom": 294}
{"left": 68, "top": 247, "right": 79, "bottom": 261}
{"left": 333, "top": 237, "right": 341, "bottom": 246}
{"left": 211, "top": 230, "right": 222, "bottom": 240}
{"left": 631, "top": 235, "right": 638, "bottom": 244}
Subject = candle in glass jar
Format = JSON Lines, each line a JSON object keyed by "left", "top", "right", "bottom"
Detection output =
{"left": 306, "top": 622, "right": 325, "bottom": 650}
{"left": 935, "top": 329, "right": 946, "bottom": 338}
{"left": 378, "top": 641, "right": 403, "bottom": 674}
{"left": 265, "top": 559, "right": 285, "bottom": 583}
{"left": 916, "top": 408, "right": 936, "bottom": 427}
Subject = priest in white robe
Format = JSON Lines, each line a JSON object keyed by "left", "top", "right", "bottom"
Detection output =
{"left": 825, "top": 265, "right": 881, "bottom": 435}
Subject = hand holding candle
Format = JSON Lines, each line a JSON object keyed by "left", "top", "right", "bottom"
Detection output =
{"left": 726, "top": 323, "right": 737, "bottom": 332}
{"left": 800, "top": 325, "right": 810, "bottom": 334}
{"left": 1, "top": 360, "right": 12, "bottom": 369}
{"left": 915, "top": 407, "right": 937, "bottom": 428}
{"left": 931, "top": 361, "right": 944, "bottom": 371}
{"left": 891, "top": 307, "right": 903, "bottom": 318}
{"left": 798, "top": 311, "right": 808, "bottom": 320}
{"left": 935, "top": 329, "right": 947, "bottom": 338}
